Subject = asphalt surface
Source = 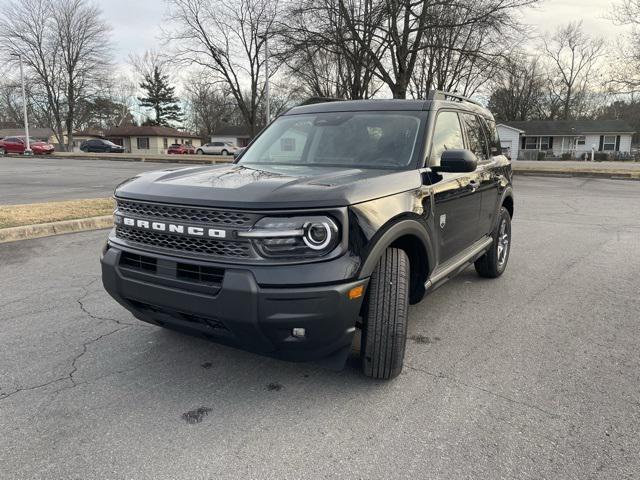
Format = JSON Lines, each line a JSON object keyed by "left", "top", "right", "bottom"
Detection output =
{"left": 0, "top": 157, "right": 185, "bottom": 204}
{"left": 1, "top": 176, "right": 639, "bottom": 479}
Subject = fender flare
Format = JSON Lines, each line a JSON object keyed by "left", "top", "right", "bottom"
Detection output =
{"left": 493, "top": 187, "right": 514, "bottom": 230}
{"left": 358, "top": 219, "right": 434, "bottom": 279}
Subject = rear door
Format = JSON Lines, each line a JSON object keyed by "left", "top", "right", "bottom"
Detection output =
{"left": 460, "top": 114, "right": 502, "bottom": 237}
{"left": 429, "top": 110, "right": 483, "bottom": 263}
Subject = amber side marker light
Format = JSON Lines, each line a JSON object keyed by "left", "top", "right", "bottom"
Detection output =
{"left": 348, "top": 285, "right": 364, "bottom": 300}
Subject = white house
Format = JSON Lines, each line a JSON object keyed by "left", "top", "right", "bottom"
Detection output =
{"left": 497, "top": 120, "right": 635, "bottom": 160}
{"left": 105, "top": 125, "right": 202, "bottom": 154}
{"left": 210, "top": 126, "right": 252, "bottom": 148}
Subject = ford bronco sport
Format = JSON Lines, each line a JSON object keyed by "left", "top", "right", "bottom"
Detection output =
{"left": 101, "top": 91, "right": 513, "bottom": 380}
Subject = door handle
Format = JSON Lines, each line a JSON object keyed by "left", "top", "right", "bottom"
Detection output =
{"left": 469, "top": 180, "right": 480, "bottom": 191}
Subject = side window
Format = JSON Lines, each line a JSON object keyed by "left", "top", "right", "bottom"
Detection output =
{"left": 483, "top": 119, "right": 502, "bottom": 156}
{"left": 429, "top": 111, "right": 465, "bottom": 166}
{"left": 461, "top": 113, "right": 489, "bottom": 161}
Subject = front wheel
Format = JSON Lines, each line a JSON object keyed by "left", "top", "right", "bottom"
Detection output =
{"left": 0, "top": 147, "right": 5, "bottom": 156}
{"left": 475, "top": 206, "right": 511, "bottom": 278}
{"left": 196, "top": 149, "right": 204, "bottom": 155}
{"left": 221, "top": 149, "right": 228, "bottom": 156}
{"left": 361, "top": 247, "right": 410, "bottom": 380}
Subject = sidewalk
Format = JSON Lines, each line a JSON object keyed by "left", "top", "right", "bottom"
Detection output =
{"left": 513, "top": 160, "right": 640, "bottom": 180}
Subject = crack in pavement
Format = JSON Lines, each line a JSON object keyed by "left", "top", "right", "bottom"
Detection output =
{"left": 76, "top": 278, "right": 140, "bottom": 327}
{"left": 0, "top": 326, "right": 128, "bottom": 402}
{"left": 404, "top": 363, "right": 562, "bottom": 420}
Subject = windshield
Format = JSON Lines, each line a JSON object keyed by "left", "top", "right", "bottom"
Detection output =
{"left": 238, "top": 112, "right": 424, "bottom": 169}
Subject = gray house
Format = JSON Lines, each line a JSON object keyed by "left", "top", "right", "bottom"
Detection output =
{"left": 497, "top": 120, "right": 635, "bottom": 160}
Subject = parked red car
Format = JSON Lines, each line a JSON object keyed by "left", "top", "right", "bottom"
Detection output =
{"left": 0, "top": 136, "right": 55, "bottom": 155}
{"left": 167, "top": 143, "right": 195, "bottom": 154}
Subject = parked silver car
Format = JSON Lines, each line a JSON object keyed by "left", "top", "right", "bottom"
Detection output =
{"left": 196, "top": 142, "right": 239, "bottom": 156}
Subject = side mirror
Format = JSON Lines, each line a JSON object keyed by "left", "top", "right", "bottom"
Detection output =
{"left": 435, "top": 149, "right": 478, "bottom": 173}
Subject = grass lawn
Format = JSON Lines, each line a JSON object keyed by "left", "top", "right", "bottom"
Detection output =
{"left": 0, "top": 198, "right": 114, "bottom": 229}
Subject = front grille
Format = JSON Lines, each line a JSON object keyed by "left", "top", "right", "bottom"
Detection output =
{"left": 116, "top": 199, "right": 255, "bottom": 227}
{"left": 115, "top": 227, "right": 251, "bottom": 258}
{"left": 177, "top": 263, "right": 225, "bottom": 285}
{"left": 120, "top": 251, "right": 157, "bottom": 272}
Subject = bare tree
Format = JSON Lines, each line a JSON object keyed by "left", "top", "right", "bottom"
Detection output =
{"left": 280, "top": 0, "right": 384, "bottom": 99}
{"left": 0, "top": 0, "right": 112, "bottom": 150}
{"left": 325, "top": 0, "right": 537, "bottom": 99}
{"left": 409, "top": 2, "right": 513, "bottom": 99}
{"left": 0, "top": 77, "right": 29, "bottom": 127}
{"left": 183, "top": 72, "right": 240, "bottom": 140}
{"left": 487, "top": 52, "right": 546, "bottom": 121}
{"left": 608, "top": 0, "right": 640, "bottom": 92}
{"left": 542, "top": 22, "right": 606, "bottom": 120}
{"left": 166, "top": 0, "right": 278, "bottom": 136}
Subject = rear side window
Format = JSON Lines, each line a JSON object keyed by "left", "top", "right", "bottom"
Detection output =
{"left": 483, "top": 119, "right": 502, "bottom": 156}
{"left": 429, "top": 111, "right": 464, "bottom": 166}
{"left": 461, "top": 113, "right": 489, "bottom": 161}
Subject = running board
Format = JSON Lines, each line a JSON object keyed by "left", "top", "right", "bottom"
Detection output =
{"left": 425, "top": 236, "right": 493, "bottom": 290}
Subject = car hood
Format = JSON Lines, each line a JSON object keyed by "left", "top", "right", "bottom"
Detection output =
{"left": 115, "top": 163, "right": 421, "bottom": 209}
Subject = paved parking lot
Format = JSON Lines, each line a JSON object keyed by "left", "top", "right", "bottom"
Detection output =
{"left": 1, "top": 176, "right": 639, "bottom": 479}
{"left": 0, "top": 157, "right": 185, "bottom": 204}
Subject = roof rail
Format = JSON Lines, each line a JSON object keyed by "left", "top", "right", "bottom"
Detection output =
{"left": 427, "top": 90, "right": 483, "bottom": 108}
{"left": 297, "top": 97, "right": 345, "bottom": 106}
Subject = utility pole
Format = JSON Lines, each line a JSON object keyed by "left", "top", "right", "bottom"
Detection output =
{"left": 264, "top": 33, "right": 270, "bottom": 125}
{"left": 11, "top": 53, "right": 32, "bottom": 155}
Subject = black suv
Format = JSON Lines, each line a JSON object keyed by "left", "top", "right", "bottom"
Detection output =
{"left": 101, "top": 92, "right": 513, "bottom": 380}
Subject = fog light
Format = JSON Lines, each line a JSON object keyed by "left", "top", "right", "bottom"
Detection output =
{"left": 292, "top": 328, "right": 306, "bottom": 338}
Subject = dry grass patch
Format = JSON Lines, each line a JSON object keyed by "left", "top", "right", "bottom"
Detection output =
{"left": 0, "top": 198, "right": 114, "bottom": 229}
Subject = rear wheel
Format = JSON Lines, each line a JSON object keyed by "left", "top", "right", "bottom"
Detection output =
{"left": 361, "top": 247, "right": 410, "bottom": 380}
{"left": 221, "top": 149, "right": 229, "bottom": 156}
{"left": 475, "top": 206, "right": 511, "bottom": 278}
{"left": 0, "top": 147, "right": 5, "bottom": 156}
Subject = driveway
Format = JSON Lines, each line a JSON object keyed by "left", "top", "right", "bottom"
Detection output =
{"left": 1, "top": 176, "right": 639, "bottom": 479}
{"left": 0, "top": 157, "right": 186, "bottom": 204}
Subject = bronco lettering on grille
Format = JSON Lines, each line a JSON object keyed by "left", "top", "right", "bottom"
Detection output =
{"left": 116, "top": 215, "right": 227, "bottom": 239}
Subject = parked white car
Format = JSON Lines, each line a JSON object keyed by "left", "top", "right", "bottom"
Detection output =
{"left": 196, "top": 142, "right": 239, "bottom": 156}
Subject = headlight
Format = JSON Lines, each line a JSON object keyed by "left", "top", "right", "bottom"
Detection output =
{"left": 238, "top": 216, "right": 340, "bottom": 258}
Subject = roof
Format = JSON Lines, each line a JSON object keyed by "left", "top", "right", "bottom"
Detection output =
{"left": 501, "top": 120, "right": 635, "bottom": 136}
{"left": 286, "top": 98, "right": 491, "bottom": 117}
{"left": 496, "top": 123, "right": 525, "bottom": 133}
{"left": 105, "top": 125, "right": 199, "bottom": 139}
{"left": 74, "top": 129, "right": 104, "bottom": 137}
{"left": 0, "top": 127, "right": 55, "bottom": 139}
{"left": 212, "top": 125, "right": 252, "bottom": 137}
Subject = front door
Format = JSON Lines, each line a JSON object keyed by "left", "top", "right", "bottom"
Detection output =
{"left": 428, "top": 110, "right": 483, "bottom": 263}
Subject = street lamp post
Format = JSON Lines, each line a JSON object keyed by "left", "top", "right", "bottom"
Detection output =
{"left": 264, "top": 33, "right": 270, "bottom": 125}
{"left": 11, "top": 53, "right": 32, "bottom": 155}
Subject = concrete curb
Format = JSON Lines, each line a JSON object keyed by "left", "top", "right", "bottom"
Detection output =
{"left": 1, "top": 152, "right": 235, "bottom": 165}
{"left": 0, "top": 215, "right": 112, "bottom": 244}
{"left": 513, "top": 168, "right": 640, "bottom": 180}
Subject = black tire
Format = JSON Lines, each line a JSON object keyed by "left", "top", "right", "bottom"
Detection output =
{"left": 475, "top": 206, "right": 511, "bottom": 278}
{"left": 196, "top": 149, "right": 204, "bottom": 155}
{"left": 221, "top": 149, "right": 228, "bottom": 156}
{"left": 361, "top": 247, "right": 410, "bottom": 380}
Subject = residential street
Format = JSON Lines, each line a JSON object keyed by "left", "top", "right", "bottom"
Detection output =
{"left": 0, "top": 157, "right": 185, "bottom": 204}
{"left": 1, "top": 176, "right": 639, "bottom": 479}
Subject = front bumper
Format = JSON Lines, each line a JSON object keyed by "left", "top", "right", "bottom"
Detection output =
{"left": 101, "top": 244, "right": 368, "bottom": 365}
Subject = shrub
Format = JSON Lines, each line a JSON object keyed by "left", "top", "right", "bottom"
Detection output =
{"left": 593, "top": 152, "right": 610, "bottom": 162}
{"left": 561, "top": 153, "right": 572, "bottom": 160}
{"left": 537, "top": 151, "right": 546, "bottom": 161}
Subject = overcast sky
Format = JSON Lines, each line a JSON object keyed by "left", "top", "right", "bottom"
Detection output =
{"left": 102, "top": 0, "right": 621, "bottom": 63}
